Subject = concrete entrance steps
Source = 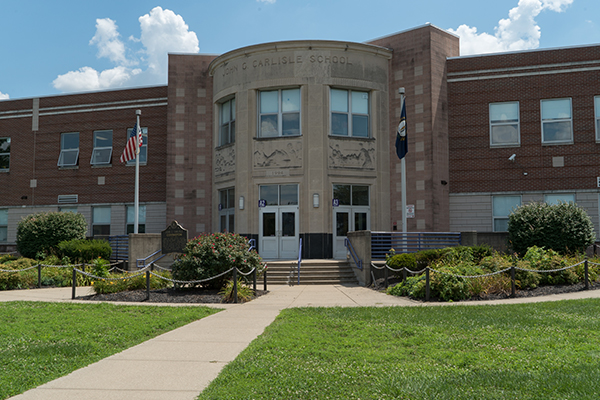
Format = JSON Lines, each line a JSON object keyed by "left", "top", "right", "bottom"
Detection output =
{"left": 264, "top": 259, "right": 358, "bottom": 285}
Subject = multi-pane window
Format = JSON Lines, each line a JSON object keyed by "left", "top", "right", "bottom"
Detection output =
{"left": 489, "top": 102, "right": 520, "bottom": 146}
{"left": 219, "top": 98, "right": 236, "bottom": 146}
{"left": 492, "top": 196, "right": 521, "bottom": 232}
{"left": 90, "top": 130, "right": 113, "bottom": 165}
{"left": 331, "top": 89, "right": 369, "bottom": 137}
{"left": 259, "top": 88, "right": 300, "bottom": 137}
{"left": 545, "top": 194, "right": 575, "bottom": 205}
{"left": 127, "top": 205, "right": 146, "bottom": 234}
{"left": 259, "top": 184, "right": 299, "bottom": 206}
{"left": 126, "top": 127, "right": 148, "bottom": 165}
{"left": 0, "top": 209, "right": 7, "bottom": 242}
{"left": 333, "top": 185, "right": 369, "bottom": 206}
{"left": 219, "top": 188, "right": 235, "bottom": 233}
{"left": 58, "top": 132, "right": 79, "bottom": 167}
{"left": 541, "top": 98, "right": 572, "bottom": 144}
{"left": 595, "top": 96, "right": 600, "bottom": 142}
{"left": 0, "top": 137, "right": 10, "bottom": 171}
{"left": 92, "top": 206, "right": 111, "bottom": 236}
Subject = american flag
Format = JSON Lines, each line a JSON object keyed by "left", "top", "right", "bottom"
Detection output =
{"left": 120, "top": 123, "right": 142, "bottom": 163}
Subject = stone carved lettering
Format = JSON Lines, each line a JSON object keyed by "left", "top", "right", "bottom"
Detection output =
{"left": 328, "top": 142, "right": 376, "bottom": 170}
{"left": 254, "top": 140, "right": 302, "bottom": 168}
{"left": 161, "top": 221, "right": 188, "bottom": 254}
{"left": 215, "top": 146, "right": 235, "bottom": 175}
{"left": 223, "top": 53, "right": 354, "bottom": 77}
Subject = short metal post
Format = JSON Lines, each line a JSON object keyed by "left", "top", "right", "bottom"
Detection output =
{"left": 425, "top": 268, "right": 430, "bottom": 302}
{"left": 38, "top": 264, "right": 42, "bottom": 288}
{"left": 511, "top": 266, "right": 516, "bottom": 297}
{"left": 585, "top": 259, "right": 589, "bottom": 290}
{"left": 146, "top": 271, "right": 150, "bottom": 301}
{"left": 233, "top": 268, "right": 238, "bottom": 304}
{"left": 264, "top": 269, "right": 268, "bottom": 291}
{"left": 253, "top": 268, "right": 257, "bottom": 294}
{"left": 384, "top": 265, "right": 389, "bottom": 288}
{"left": 72, "top": 268, "right": 76, "bottom": 299}
{"left": 402, "top": 268, "right": 407, "bottom": 284}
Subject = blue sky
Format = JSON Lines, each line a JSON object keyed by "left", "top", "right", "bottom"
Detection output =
{"left": 0, "top": 0, "right": 597, "bottom": 100}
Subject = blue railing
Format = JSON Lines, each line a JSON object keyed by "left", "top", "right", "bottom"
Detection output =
{"left": 248, "top": 238, "right": 256, "bottom": 252}
{"left": 108, "top": 235, "right": 129, "bottom": 262}
{"left": 371, "top": 232, "right": 462, "bottom": 260}
{"left": 344, "top": 237, "right": 363, "bottom": 270}
{"left": 136, "top": 249, "right": 168, "bottom": 269}
{"left": 296, "top": 238, "right": 302, "bottom": 285}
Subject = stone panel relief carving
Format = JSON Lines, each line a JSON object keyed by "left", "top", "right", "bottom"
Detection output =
{"left": 254, "top": 140, "right": 302, "bottom": 168}
{"left": 329, "top": 141, "right": 376, "bottom": 169}
{"left": 215, "top": 146, "right": 235, "bottom": 175}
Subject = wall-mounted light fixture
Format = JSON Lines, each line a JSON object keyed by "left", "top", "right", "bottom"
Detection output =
{"left": 239, "top": 196, "right": 244, "bottom": 210}
{"left": 313, "top": 193, "right": 320, "bottom": 208}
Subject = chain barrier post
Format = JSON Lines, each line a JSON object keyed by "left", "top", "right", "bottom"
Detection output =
{"left": 38, "top": 264, "right": 42, "bottom": 288}
{"left": 585, "top": 259, "right": 589, "bottom": 290}
{"left": 425, "top": 268, "right": 430, "bottom": 302}
{"left": 511, "top": 266, "right": 516, "bottom": 297}
{"left": 403, "top": 267, "right": 407, "bottom": 284}
{"left": 384, "top": 265, "right": 389, "bottom": 288}
{"left": 72, "top": 268, "right": 76, "bottom": 299}
{"left": 233, "top": 268, "right": 238, "bottom": 304}
{"left": 146, "top": 271, "right": 150, "bottom": 301}
{"left": 264, "top": 268, "right": 268, "bottom": 291}
{"left": 253, "top": 268, "right": 257, "bottom": 295}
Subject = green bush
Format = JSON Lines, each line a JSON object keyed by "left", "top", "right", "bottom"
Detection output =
{"left": 16, "top": 212, "right": 87, "bottom": 259}
{"left": 171, "top": 232, "right": 264, "bottom": 289}
{"left": 56, "top": 239, "right": 112, "bottom": 263}
{"left": 523, "top": 246, "right": 578, "bottom": 285}
{"left": 386, "top": 275, "right": 426, "bottom": 299}
{"left": 219, "top": 278, "right": 255, "bottom": 303}
{"left": 508, "top": 202, "right": 596, "bottom": 256}
{"left": 92, "top": 271, "right": 171, "bottom": 294}
{"left": 414, "top": 248, "right": 450, "bottom": 267}
{"left": 386, "top": 253, "right": 417, "bottom": 271}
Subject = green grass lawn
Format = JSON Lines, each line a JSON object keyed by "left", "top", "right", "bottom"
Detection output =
{"left": 0, "top": 301, "right": 220, "bottom": 400}
{"left": 198, "top": 299, "right": 600, "bottom": 400}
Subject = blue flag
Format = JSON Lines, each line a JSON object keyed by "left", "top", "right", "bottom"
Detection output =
{"left": 395, "top": 100, "right": 407, "bottom": 159}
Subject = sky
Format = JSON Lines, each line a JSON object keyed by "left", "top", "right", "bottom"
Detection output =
{"left": 0, "top": 0, "right": 598, "bottom": 100}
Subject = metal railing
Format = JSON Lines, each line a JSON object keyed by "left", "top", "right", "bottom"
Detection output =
{"left": 136, "top": 249, "right": 168, "bottom": 269}
{"left": 344, "top": 237, "right": 363, "bottom": 270}
{"left": 248, "top": 238, "right": 256, "bottom": 252}
{"left": 108, "top": 235, "right": 129, "bottom": 262}
{"left": 371, "top": 232, "right": 462, "bottom": 260}
{"left": 297, "top": 238, "right": 302, "bottom": 285}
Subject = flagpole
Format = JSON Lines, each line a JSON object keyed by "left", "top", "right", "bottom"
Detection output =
{"left": 399, "top": 88, "right": 407, "bottom": 233}
{"left": 134, "top": 110, "right": 141, "bottom": 234}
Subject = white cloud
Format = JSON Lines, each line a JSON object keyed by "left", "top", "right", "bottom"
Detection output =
{"left": 139, "top": 6, "right": 199, "bottom": 77}
{"left": 449, "top": 0, "right": 574, "bottom": 55}
{"left": 0, "top": 91, "right": 9, "bottom": 100}
{"left": 53, "top": 7, "right": 198, "bottom": 93}
{"left": 257, "top": 0, "right": 277, "bottom": 3}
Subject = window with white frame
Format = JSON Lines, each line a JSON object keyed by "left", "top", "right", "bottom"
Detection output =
{"left": 125, "top": 127, "right": 148, "bottom": 165}
{"left": 92, "top": 206, "right": 111, "bottom": 236}
{"left": 126, "top": 205, "right": 146, "bottom": 234}
{"left": 259, "top": 88, "right": 300, "bottom": 137}
{"left": 0, "top": 137, "right": 10, "bottom": 171}
{"left": 541, "top": 98, "right": 572, "bottom": 144}
{"left": 493, "top": 196, "right": 521, "bottom": 232}
{"left": 90, "top": 130, "right": 113, "bottom": 165}
{"left": 331, "top": 89, "right": 369, "bottom": 137}
{"left": 0, "top": 209, "right": 7, "bottom": 242}
{"left": 219, "top": 188, "right": 235, "bottom": 233}
{"left": 595, "top": 96, "right": 600, "bottom": 142}
{"left": 58, "top": 132, "right": 79, "bottom": 167}
{"left": 219, "top": 98, "right": 235, "bottom": 146}
{"left": 490, "top": 102, "right": 520, "bottom": 146}
{"left": 545, "top": 194, "right": 575, "bottom": 205}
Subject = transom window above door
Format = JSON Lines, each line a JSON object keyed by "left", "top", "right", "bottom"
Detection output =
{"left": 259, "top": 88, "right": 300, "bottom": 137}
{"left": 259, "top": 184, "right": 298, "bottom": 206}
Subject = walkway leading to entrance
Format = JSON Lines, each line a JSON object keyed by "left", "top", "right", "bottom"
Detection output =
{"left": 5, "top": 285, "right": 600, "bottom": 400}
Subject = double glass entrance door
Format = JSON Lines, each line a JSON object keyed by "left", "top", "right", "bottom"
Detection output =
{"left": 259, "top": 206, "right": 299, "bottom": 259}
{"left": 333, "top": 207, "right": 369, "bottom": 259}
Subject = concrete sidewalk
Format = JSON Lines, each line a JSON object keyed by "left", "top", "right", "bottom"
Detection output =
{"left": 5, "top": 284, "right": 600, "bottom": 400}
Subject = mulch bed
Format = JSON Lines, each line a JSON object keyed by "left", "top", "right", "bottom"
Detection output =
{"left": 77, "top": 287, "right": 269, "bottom": 304}
{"left": 372, "top": 277, "right": 600, "bottom": 302}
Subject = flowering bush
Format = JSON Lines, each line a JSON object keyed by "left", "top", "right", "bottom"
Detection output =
{"left": 171, "top": 232, "right": 264, "bottom": 289}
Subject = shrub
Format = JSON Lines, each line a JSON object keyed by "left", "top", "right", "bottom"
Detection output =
{"left": 56, "top": 239, "right": 112, "bottom": 263}
{"left": 92, "top": 271, "right": 171, "bottom": 294}
{"left": 16, "top": 212, "right": 87, "bottom": 259}
{"left": 508, "top": 202, "right": 595, "bottom": 256}
{"left": 386, "top": 253, "right": 417, "bottom": 271}
{"left": 386, "top": 275, "right": 426, "bottom": 299}
{"left": 523, "top": 246, "right": 578, "bottom": 285}
{"left": 414, "top": 248, "right": 451, "bottom": 267}
{"left": 219, "top": 278, "right": 255, "bottom": 303}
{"left": 171, "top": 232, "right": 264, "bottom": 289}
